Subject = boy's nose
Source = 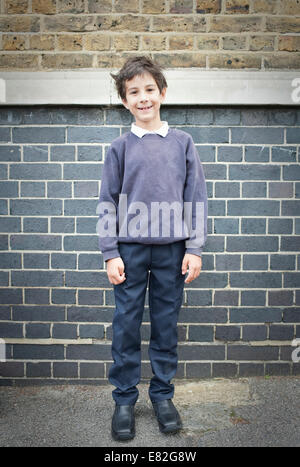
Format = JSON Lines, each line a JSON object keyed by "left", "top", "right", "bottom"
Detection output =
{"left": 139, "top": 93, "right": 148, "bottom": 102}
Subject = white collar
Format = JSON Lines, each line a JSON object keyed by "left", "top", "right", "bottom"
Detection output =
{"left": 131, "top": 121, "right": 169, "bottom": 138}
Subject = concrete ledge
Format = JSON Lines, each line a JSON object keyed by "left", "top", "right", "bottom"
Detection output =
{"left": 0, "top": 69, "right": 299, "bottom": 106}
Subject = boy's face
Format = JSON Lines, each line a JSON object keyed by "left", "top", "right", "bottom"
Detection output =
{"left": 122, "top": 72, "right": 166, "bottom": 128}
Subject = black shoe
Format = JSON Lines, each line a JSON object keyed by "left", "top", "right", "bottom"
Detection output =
{"left": 152, "top": 399, "right": 182, "bottom": 434}
{"left": 111, "top": 404, "right": 135, "bottom": 441}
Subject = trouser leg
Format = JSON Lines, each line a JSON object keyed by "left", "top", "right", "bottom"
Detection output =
{"left": 148, "top": 240, "right": 186, "bottom": 403}
{"left": 109, "top": 243, "right": 150, "bottom": 405}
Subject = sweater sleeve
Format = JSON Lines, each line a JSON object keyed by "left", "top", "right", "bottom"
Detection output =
{"left": 97, "top": 144, "right": 122, "bottom": 262}
{"left": 183, "top": 135, "right": 208, "bottom": 257}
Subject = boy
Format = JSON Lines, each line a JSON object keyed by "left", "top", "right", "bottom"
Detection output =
{"left": 97, "top": 56, "right": 208, "bottom": 441}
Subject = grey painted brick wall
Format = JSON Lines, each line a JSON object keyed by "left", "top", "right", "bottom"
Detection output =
{"left": 0, "top": 105, "right": 300, "bottom": 385}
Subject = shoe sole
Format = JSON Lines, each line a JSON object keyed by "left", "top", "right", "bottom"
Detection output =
{"left": 111, "top": 429, "right": 135, "bottom": 441}
{"left": 158, "top": 422, "right": 182, "bottom": 434}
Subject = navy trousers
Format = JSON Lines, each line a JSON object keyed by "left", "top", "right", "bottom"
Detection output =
{"left": 109, "top": 240, "right": 186, "bottom": 405}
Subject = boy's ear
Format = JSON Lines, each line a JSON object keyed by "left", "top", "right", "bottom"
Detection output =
{"left": 122, "top": 98, "right": 129, "bottom": 109}
{"left": 160, "top": 87, "right": 167, "bottom": 101}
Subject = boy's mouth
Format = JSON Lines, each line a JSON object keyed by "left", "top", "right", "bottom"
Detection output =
{"left": 137, "top": 105, "right": 153, "bottom": 111}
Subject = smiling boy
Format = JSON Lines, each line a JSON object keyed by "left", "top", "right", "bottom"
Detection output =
{"left": 97, "top": 56, "right": 208, "bottom": 441}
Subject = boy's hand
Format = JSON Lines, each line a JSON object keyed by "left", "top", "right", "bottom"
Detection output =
{"left": 182, "top": 253, "right": 202, "bottom": 284}
{"left": 106, "top": 257, "right": 126, "bottom": 285}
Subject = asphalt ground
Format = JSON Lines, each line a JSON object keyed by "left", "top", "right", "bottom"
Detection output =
{"left": 0, "top": 376, "right": 299, "bottom": 448}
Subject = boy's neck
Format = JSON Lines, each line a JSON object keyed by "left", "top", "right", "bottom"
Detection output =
{"left": 134, "top": 118, "right": 164, "bottom": 132}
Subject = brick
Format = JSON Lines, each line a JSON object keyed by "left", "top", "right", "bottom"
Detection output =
{"left": 67, "top": 306, "right": 113, "bottom": 323}
{"left": 12, "top": 305, "right": 65, "bottom": 322}
{"left": 226, "top": 0, "right": 250, "bottom": 14}
{"left": 264, "top": 54, "right": 300, "bottom": 70}
{"left": 64, "top": 163, "right": 102, "bottom": 180}
{"left": 23, "top": 254, "right": 50, "bottom": 270}
{"left": 23, "top": 218, "right": 48, "bottom": 233}
{"left": 169, "top": 35, "right": 194, "bottom": 50}
{"left": 26, "top": 323, "right": 51, "bottom": 338}
{"left": 52, "top": 289, "right": 76, "bottom": 305}
{"left": 269, "top": 219, "right": 293, "bottom": 234}
{"left": 0, "top": 16, "right": 40, "bottom": 32}
{"left": 188, "top": 325, "right": 214, "bottom": 341}
{"left": 50, "top": 146, "right": 75, "bottom": 161}
{"left": 79, "top": 324, "right": 104, "bottom": 339}
{"left": 196, "top": 0, "right": 221, "bottom": 14}
{"left": 240, "top": 290, "right": 266, "bottom": 306}
{"left": 0, "top": 253, "right": 22, "bottom": 268}
{"left": 113, "top": 0, "right": 138, "bottom": 13}
{"left": 278, "top": 0, "right": 300, "bottom": 15}
{"left": 243, "top": 254, "right": 268, "bottom": 270}
{"left": 10, "top": 234, "right": 62, "bottom": 250}
{"left": 51, "top": 251, "right": 77, "bottom": 269}
{"left": 113, "top": 34, "right": 140, "bottom": 51}
{"left": 230, "top": 308, "right": 282, "bottom": 323}
{"left": 0, "top": 322, "right": 23, "bottom": 338}
{"left": 80, "top": 362, "right": 104, "bottom": 378}
{"left": 252, "top": 0, "right": 278, "bottom": 14}
{"left": 78, "top": 290, "right": 103, "bottom": 306}
{"left": 241, "top": 218, "right": 266, "bottom": 234}
{"left": 265, "top": 363, "right": 290, "bottom": 376}
{"left": 223, "top": 36, "right": 247, "bottom": 50}
{"left": 66, "top": 343, "right": 111, "bottom": 360}
{"left": 215, "top": 325, "right": 240, "bottom": 341}
{"left": 209, "top": 15, "right": 262, "bottom": 32}
{"left": 29, "top": 34, "right": 55, "bottom": 51}
{"left": 52, "top": 323, "right": 77, "bottom": 339}
{"left": 67, "top": 127, "right": 119, "bottom": 143}
{"left": 41, "top": 53, "right": 94, "bottom": 70}
{"left": 11, "top": 271, "right": 63, "bottom": 287}
{"left": 232, "top": 127, "right": 284, "bottom": 144}
{"left": 269, "top": 325, "right": 294, "bottom": 340}
{"left": 14, "top": 344, "right": 64, "bottom": 360}
{"left": 242, "top": 325, "right": 267, "bottom": 341}
{"left": 270, "top": 255, "right": 295, "bottom": 271}
{"left": 0, "top": 362, "right": 24, "bottom": 377}
{"left": 229, "top": 164, "right": 280, "bottom": 180}
{"left": 214, "top": 290, "right": 239, "bottom": 306}
{"left": 152, "top": 16, "right": 206, "bottom": 32}
{"left": 26, "top": 362, "right": 51, "bottom": 377}
{"left": 218, "top": 146, "right": 242, "bottom": 162}
{"left": 178, "top": 344, "right": 225, "bottom": 360}
{"left": 25, "top": 288, "right": 50, "bottom": 304}
{"left": 212, "top": 363, "right": 238, "bottom": 377}
{"left": 142, "top": 0, "right": 167, "bottom": 14}
{"left": 10, "top": 163, "right": 61, "bottom": 180}
{"left": 0, "top": 146, "right": 21, "bottom": 161}
{"left": 186, "top": 290, "right": 212, "bottom": 306}
{"left": 279, "top": 36, "right": 300, "bottom": 52}
{"left": 170, "top": 0, "right": 194, "bottom": 14}
{"left": 245, "top": 146, "right": 269, "bottom": 162}
{"left": 53, "top": 362, "right": 78, "bottom": 378}
{"left": 0, "top": 128, "right": 11, "bottom": 142}
{"left": 186, "top": 362, "right": 211, "bottom": 378}
{"left": 238, "top": 363, "right": 264, "bottom": 376}
{"left": 228, "top": 344, "right": 279, "bottom": 360}
{"left": 227, "top": 235, "right": 278, "bottom": 252}
{"left": 250, "top": 35, "right": 275, "bottom": 51}
{"left": 13, "top": 127, "right": 65, "bottom": 143}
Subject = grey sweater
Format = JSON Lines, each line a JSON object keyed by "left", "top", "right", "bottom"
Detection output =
{"left": 97, "top": 128, "right": 208, "bottom": 262}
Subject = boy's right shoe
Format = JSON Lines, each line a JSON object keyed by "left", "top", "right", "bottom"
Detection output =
{"left": 152, "top": 399, "right": 182, "bottom": 434}
{"left": 111, "top": 404, "right": 135, "bottom": 441}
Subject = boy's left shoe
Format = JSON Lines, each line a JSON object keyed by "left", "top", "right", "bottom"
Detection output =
{"left": 152, "top": 399, "right": 182, "bottom": 434}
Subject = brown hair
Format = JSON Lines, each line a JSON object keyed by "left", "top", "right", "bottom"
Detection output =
{"left": 111, "top": 55, "right": 168, "bottom": 101}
